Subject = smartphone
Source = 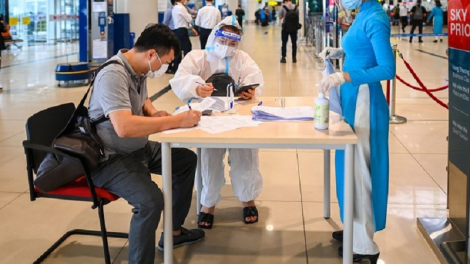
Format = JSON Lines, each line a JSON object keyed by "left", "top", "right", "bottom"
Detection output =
{"left": 235, "top": 83, "right": 260, "bottom": 96}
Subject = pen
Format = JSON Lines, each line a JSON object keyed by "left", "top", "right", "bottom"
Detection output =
{"left": 258, "top": 101, "right": 263, "bottom": 106}
{"left": 187, "top": 104, "right": 192, "bottom": 110}
{"left": 196, "top": 81, "right": 218, "bottom": 91}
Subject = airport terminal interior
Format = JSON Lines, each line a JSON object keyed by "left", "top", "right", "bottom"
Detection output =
{"left": 0, "top": 11, "right": 450, "bottom": 264}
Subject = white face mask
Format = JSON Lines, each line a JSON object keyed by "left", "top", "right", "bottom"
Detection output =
{"left": 146, "top": 53, "right": 168, "bottom": 78}
{"left": 214, "top": 43, "right": 236, "bottom": 59}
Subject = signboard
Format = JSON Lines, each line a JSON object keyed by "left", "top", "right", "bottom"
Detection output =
{"left": 448, "top": 0, "right": 470, "bottom": 175}
{"left": 22, "top": 17, "right": 31, "bottom": 25}
{"left": 9, "top": 17, "right": 18, "bottom": 25}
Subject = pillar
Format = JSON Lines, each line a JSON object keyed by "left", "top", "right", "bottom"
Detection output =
{"left": 242, "top": 0, "right": 260, "bottom": 22}
{"left": 115, "top": 0, "right": 158, "bottom": 40}
{"left": 298, "top": 0, "right": 305, "bottom": 37}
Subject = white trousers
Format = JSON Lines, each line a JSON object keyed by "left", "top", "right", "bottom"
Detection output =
{"left": 352, "top": 84, "right": 380, "bottom": 255}
{"left": 200, "top": 148, "right": 263, "bottom": 207}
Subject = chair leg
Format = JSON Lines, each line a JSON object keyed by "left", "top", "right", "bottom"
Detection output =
{"left": 98, "top": 200, "right": 112, "bottom": 264}
{"left": 33, "top": 199, "right": 128, "bottom": 264}
{"left": 33, "top": 229, "right": 128, "bottom": 264}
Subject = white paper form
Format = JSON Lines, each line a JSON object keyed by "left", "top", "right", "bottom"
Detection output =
{"left": 173, "top": 97, "right": 241, "bottom": 115}
{"left": 92, "top": 39, "right": 107, "bottom": 60}
{"left": 162, "top": 116, "right": 260, "bottom": 134}
{"left": 200, "top": 116, "right": 260, "bottom": 134}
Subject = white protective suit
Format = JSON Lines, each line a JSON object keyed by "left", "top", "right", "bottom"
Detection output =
{"left": 170, "top": 16, "right": 265, "bottom": 207}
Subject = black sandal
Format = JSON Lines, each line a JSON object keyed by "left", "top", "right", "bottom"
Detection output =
{"left": 243, "top": 206, "right": 259, "bottom": 224}
{"left": 198, "top": 212, "right": 214, "bottom": 229}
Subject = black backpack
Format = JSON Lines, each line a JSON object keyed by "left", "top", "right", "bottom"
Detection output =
{"left": 282, "top": 5, "right": 300, "bottom": 33}
{"left": 206, "top": 73, "right": 235, "bottom": 96}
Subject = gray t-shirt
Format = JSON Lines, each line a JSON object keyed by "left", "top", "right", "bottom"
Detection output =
{"left": 88, "top": 49, "right": 149, "bottom": 156}
{"left": 279, "top": 3, "right": 298, "bottom": 23}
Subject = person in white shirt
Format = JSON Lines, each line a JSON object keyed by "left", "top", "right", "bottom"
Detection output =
{"left": 399, "top": 3, "right": 408, "bottom": 33}
{"left": 172, "top": 0, "right": 193, "bottom": 71}
{"left": 170, "top": 16, "right": 265, "bottom": 230}
{"left": 195, "top": 0, "right": 221, "bottom": 49}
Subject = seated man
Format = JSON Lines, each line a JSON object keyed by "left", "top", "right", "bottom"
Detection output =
{"left": 170, "top": 16, "right": 265, "bottom": 229}
{"left": 88, "top": 24, "right": 204, "bottom": 264}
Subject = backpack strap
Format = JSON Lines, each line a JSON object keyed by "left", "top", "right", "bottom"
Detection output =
{"left": 293, "top": 5, "right": 298, "bottom": 12}
{"left": 77, "top": 60, "right": 124, "bottom": 123}
{"left": 283, "top": 5, "right": 289, "bottom": 12}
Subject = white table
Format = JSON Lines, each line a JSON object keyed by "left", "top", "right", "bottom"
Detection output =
{"left": 156, "top": 97, "right": 357, "bottom": 264}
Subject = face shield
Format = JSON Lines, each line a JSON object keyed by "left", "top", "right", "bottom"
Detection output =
{"left": 215, "top": 29, "right": 241, "bottom": 47}
{"left": 206, "top": 16, "right": 243, "bottom": 58}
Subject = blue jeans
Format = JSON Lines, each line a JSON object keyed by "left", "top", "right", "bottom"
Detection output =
{"left": 92, "top": 141, "right": 197, "bottom": 264}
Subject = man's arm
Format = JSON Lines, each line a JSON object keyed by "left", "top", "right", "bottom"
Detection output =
{"left": 195, "top": 8, "right": 202, "bottom": 26}
{"left": 279, "top": 6, "right": 286, "bottom": 20}
{"left": 142, "top": 98, "right": 171, "bottom": 117}
{"left": 163, "top": 9, "right": 172, "bottom": 26}
{"left": 217, "top": 9, "right": 222, "bottom": 22}
{"left": 108, "top": 109, "right": 201, "bottom": 137}
{"left": 409, "top": 6, "right": 416, "bottom": 17}
{"left": 180, "top": 5, "right": 193, "bottom": 23}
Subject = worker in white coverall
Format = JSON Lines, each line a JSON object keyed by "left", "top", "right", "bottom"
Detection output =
{"left": 170, "top": 16, "right": 265, "bottom": 229}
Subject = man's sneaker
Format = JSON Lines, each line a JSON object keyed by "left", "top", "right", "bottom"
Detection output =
{"left": 157, "top": 227, "right": 205, "bottom": 251}
{"left": 293, "top": 57, "right": 297, "bottom": 63}
{"left": 280, "top": 57, "right": 286, "bottom": 63}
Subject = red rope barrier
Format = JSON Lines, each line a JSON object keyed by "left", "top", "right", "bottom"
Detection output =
{"left": 399, "top": 54, "right": 448, "bottom": 109}
{"left": 396, "top": 75, "right": 449, "bottom": 92}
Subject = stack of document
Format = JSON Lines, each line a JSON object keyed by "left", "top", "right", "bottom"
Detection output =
{"left": 173, "top": 97, "right": 236, "bottom": 115}
{"left": 252, "top": 106, "right": 315, "bottom": 121}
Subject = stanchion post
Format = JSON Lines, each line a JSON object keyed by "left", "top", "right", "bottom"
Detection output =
{"left": 389, "top": 44, "right": 407, "bottom": 124}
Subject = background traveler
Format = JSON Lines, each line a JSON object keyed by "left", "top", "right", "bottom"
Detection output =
{"left": 409, "top": 0, "right": 427, "bottom": 43}
{"left": 195, "top": 0, "right": 221, "bottom": 49}
{"left": 427, "top": 0, "right": 443, "bottom": 43}
{"left": 399, "top": 3, "right": 408, "bottom": 33}
{"left": 172, "top": 0, "right": 194, "bottom": 71}
{"left": 162, "top": 0, "right": 177, "bottom": 74}
{"left": 235, "top": 5, "right": 245, "bottom": 28}
{"left": 279, "top": 0, "right": 300, "bottom": 63}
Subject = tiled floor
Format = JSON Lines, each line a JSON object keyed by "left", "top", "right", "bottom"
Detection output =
{"left": 0, "top": 21, "right": 449, "bottom": 263}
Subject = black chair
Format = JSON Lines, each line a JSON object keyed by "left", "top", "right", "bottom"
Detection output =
{"left": 22, "top": 103, "right": 128, "bottom": 264}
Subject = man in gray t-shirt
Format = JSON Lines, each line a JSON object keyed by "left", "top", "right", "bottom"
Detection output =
{"left": 88, "top": 24, "right": 204, "bottom": 263}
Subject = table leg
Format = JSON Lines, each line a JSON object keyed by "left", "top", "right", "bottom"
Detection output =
{"left": 162, "top": 142, "right": 173, "bottom": 264}
{"left": 343, "top": 144, "right": 354, "bottom": 264}
{"left": 196, "top": 148, "right": 202, "bottom": 216}
{"left": 323, "top": 149, "right": 331, "bottom": 219}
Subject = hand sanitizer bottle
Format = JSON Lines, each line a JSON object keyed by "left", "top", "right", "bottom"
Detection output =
{"left": 314, "top": 93, "right": 329, "bottom": 130}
